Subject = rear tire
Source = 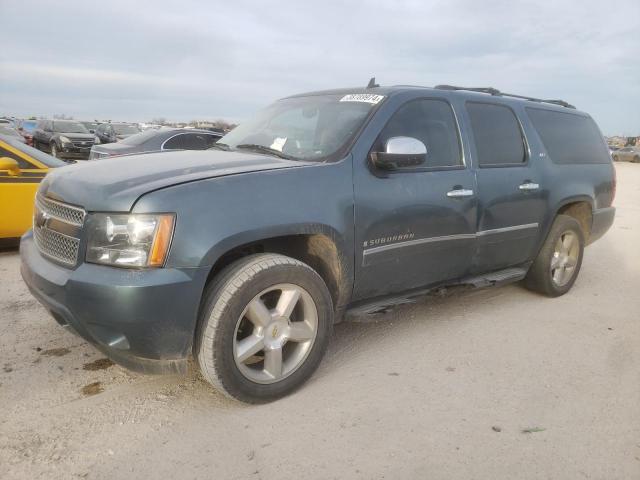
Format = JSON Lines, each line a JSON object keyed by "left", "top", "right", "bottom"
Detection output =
{"left": 633, "top": 155, "right": 640, "bottom": 163}
{"left": 613, "top": 155, "right": 619, "bottom": 162}
{"left": 197, "top": 254, "right": 333, "bottom": 403}
{"left": 524, "top": 215, "right": 584, "bottom": 297}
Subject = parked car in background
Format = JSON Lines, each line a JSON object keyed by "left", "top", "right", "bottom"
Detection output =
{"left": 94, "top": 123, "right": 141, "bottom": 144}
{"left": 16, "top": 119, "right": 38, "bottom": 145}
{"left": 80, "top": 121, "right": 100, "bottom": 134}
{"left": 0, "top": 125, "right": 27, "bottom": 144}
{"left": 89, "top": 128, "right": 222, "bottom": 159}
{"left": 20, "top": 84, "right": 615, "bottom": 403}
{"left": 0, "top": 136, "right": 66, "bottom": 241}
{"left": 611, "top": 146, "right": 640, "bottom": 163}
{"left": 32, "top": 120, "right": 96, "bottom": 161}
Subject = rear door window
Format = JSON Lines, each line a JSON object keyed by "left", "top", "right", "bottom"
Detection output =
{"left": 466, "top": 102, "right": 526, "bottom": 166}
{"left": 526, "top": 108, "right": 609, "bottom": 164}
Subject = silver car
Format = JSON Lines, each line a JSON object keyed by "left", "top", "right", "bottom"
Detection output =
{"left": 612, "top": 146, "right": 640, "bottom": 163}
{"left": 89, "top": 128, "right": 222, "bottom": 160}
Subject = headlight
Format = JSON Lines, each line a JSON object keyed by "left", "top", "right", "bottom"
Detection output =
{"left": 86, "top": 213, "right": 175, "bottom": 268}
{"left": 59, "top": 135, "right": 72, "bottom": 144}
{"left": 94, "top": 135, "right": 101, "bottom": 144}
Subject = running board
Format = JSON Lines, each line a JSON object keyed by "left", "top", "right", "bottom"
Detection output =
{"left": 346, "top": 267, "right": 528, "bottom": 316}
{"left": 460, "top": 267, "right": 528, "bottom": 288}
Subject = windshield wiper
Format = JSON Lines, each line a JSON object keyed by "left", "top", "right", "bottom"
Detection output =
{"left": 208, "top": 142, "right": 231, "bottom": 151}
{"left": 234, "top": 143, "right": 294, "bottom": 160}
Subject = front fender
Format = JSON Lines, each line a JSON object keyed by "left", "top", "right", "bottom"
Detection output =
{"left": 131, "top": 159, "right": 355, "bottom": 270}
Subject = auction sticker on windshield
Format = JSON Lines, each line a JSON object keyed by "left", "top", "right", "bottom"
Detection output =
{"left": 340, "top": 94, "right": 385, "bottom": 104}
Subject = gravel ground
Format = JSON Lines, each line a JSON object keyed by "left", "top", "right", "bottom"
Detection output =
{"left": 1, "top": 163, "right": 639, "bottom": 480}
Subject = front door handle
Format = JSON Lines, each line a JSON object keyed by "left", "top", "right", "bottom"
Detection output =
{"left": 519, "top": 182, "right": 540, "bottom": 191}
{"left": 447, "top": 188, "right": 474, "bottom": 198}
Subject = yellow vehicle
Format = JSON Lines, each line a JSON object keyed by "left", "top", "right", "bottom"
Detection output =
{"left": 0, "top": 135, "right": 66, "bottom": 240}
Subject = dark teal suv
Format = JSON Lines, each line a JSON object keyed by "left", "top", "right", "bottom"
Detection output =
{"left": 21, "top": 84, "right": 616, "bottom": 402}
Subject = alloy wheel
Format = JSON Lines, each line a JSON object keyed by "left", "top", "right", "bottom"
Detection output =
{"left": 550, "top": 231, "right": 580, "bottom": 287}
{"left": 233, "top": 283, "right": 318, "bottom": 384}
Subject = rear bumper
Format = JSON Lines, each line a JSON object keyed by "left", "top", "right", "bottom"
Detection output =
{"left": 20, "top": 232, "right": 209, "bottom": 374}
{"left": 589, "top": 206, "right": 615, "bottom": 245}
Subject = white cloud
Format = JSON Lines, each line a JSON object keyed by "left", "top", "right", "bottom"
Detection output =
{"left": 0, "top": 0, "right": 638, "bottom": 134}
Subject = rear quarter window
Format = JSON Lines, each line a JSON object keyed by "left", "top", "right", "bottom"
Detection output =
{"left": 526, "top": 108, "right": 609, "bottom": 164}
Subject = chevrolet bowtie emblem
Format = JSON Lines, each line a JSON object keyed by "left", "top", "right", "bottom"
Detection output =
{"left": 271, "top": 325, "right": 279, "bottom": 338}
{"left": 35, "top": 210, "right": 50, "bottom": 229}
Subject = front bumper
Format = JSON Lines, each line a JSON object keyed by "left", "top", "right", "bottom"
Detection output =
{"left": 588, "top": 206, "right": 616, "bottom": 245}
{"left": 20, "top": 232, "right": 209, "bottom": 374}
{"left": 58, "top": 146, "right": 91, "bottom": 160}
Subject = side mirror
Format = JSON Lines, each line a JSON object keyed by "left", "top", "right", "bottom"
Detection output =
{"left": 0, "top": 157, "right": 21, "bottom": 176}
{"left": 89, "top": 129, "right": 95, "bottom": 134}
{"left": 370, "top": 136, "right": 427, "bottom": 170}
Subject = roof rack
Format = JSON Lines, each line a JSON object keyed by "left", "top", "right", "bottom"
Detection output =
{"left": 434, "top": 85, "right": 575, "bottom": 109}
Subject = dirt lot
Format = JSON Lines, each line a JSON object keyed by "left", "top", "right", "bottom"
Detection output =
{"left": 1, "top": 163, "right": 639, "bottom": 480}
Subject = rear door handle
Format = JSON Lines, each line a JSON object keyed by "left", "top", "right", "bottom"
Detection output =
{"left": 519, "top": 182, "right": 540, "bottom": 191}
{"left": 447, "top": 188, "right": 474, "bottom": 198}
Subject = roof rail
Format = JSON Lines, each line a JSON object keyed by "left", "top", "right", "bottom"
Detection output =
{"left": 434, "top": 85, "right": 575, "bottom": 109}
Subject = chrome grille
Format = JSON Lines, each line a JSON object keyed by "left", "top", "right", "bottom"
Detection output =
{"left": 34, "top": 195, "right": 86, "bottom": 266}
{"left": 36, "top": 195, "right": 85, "bottom": 226}
{"left": 33, "top": 226, "right": 80, "bottom": 266}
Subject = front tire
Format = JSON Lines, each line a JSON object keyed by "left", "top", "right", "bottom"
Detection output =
{"left": 524, "top": 214, "right": 585, "bottom": 297}
{"left": 197, "top": 254, "right": 333, "bottom": 403}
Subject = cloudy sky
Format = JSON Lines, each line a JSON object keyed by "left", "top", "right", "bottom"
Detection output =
{"left": 0, "top": 0, "right": 638, "bottom": 134}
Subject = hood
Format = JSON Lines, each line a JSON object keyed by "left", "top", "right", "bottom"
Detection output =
{"left": 116, "top": 133, "right": 136, "bottom": 140}
{"left": 40, "top": 149, "right": 312, "bottom": 211}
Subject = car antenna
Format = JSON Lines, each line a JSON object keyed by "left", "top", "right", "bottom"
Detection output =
{"left": 367, "top": 77, "right": 379, "bottom": 88}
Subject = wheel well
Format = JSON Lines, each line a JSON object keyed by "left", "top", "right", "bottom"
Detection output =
{"left": 204, "top": 234, "right": 349, "bottom": 314}
{"left": 557, "top": 201, "right": 592, "bottom": 240}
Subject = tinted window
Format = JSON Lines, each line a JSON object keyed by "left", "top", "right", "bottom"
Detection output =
{"left": 526, "top": 108, "right": 609, "bottom": 164}
{"left": 181, "top": 133, "right": 219, "bottom": 150}
{"left": 163, "top": 134, "right": 186, "bottom": 150}
{"left": 53, "top": 121, "right": 89, "bottom": 133}
{"left": 377, "top": 99, "right": 462, "bottom": 168}
{"left": 467, "top": 103, "right": 525, "bottom": 166}
{"left": 163, "top": 133, "right": 219, "bottom": 150}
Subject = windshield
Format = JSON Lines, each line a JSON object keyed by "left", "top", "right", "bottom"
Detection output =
{"left": 81, "top": 122, "right": 99, "bottom": 130}
{"left": 219, "top": 94, "right": 382, "bottom": 161}
{"left": 113, "top": 124, "right": 140, "bottom": 135}
{"left": 53, "top": 121, "right": 89, "bottom": 134}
